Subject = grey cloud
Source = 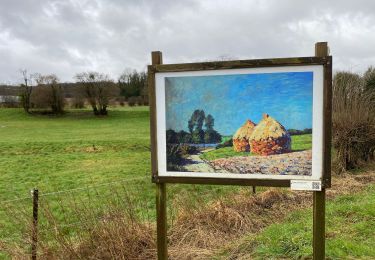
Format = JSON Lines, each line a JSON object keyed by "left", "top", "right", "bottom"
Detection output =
{"left": 0, "top": 0, "right": 374, "bottom": 83}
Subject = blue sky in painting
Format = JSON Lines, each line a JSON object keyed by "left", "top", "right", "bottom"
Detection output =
{"left": 165, "top": 71, "right": 313, "bottom": 136}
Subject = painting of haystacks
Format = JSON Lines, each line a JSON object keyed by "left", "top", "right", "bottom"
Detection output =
{"left": 164, "top": 71, "right": 313, "bottom": 176}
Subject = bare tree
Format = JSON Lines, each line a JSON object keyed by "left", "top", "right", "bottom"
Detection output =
{"left": 75, "top": 72, "right": 118, "bottom": 115}
{"left": 19, "top": 69, "right": 34, "bottom": 113}
{"left": 33, "top": 74, "right": 64, "bottom": 114}
{"left": 118, "top": 70, "right": 147, "bottom": 99}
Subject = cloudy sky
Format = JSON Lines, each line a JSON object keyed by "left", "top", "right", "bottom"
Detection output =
{"left": 0, "top": 0, "right": 374, "bottom": 83}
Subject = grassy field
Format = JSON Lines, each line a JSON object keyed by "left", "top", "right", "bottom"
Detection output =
{"left": 0, "top": 107, "right": 151, "bottom": 198}
{"left": 0, "top": 107, "right": 242, "bottom": 245}
{"left": 201, "top": 134, "right": 312, "bottom": 161}
{"left": 216, "top": 184, "right": 375, "bottom": 259}
{"left": 1, "top": 108, "right": 374, "bottom": 259}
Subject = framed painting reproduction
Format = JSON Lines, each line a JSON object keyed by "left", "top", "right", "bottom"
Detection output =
{"left": 149, "top": 57, "right": 332, "bottom": 187}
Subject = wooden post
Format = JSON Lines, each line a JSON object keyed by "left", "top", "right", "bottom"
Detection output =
{"left": 151, "top": 51, "right": 168, "bottom": 260}
{"left": 31, "top": 189, "right": 39, "bottom": 260}
{"left": 156, "top": 183, "right": 167, "bottom": 260}
{"left": 313, "top": 189, "right": 325, "bottom": 259}
{"left": 252, "top": 186, "right": 256, "bottom": 194}
{"left": 313, "top": 42, "right": 329, "bottom": 260}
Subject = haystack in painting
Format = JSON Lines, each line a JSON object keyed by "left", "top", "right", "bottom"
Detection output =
{"left": 249, "top": 114, "right": 291, "bottom": 155}
{"left": 233, "top": 119, "right": 256, "bottom": 152}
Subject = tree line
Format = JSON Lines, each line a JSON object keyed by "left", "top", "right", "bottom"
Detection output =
{"left": 166, "top": 109, "right": 222, "bottom": 144}
{"left": 287, "top": 128, "right": 312, "bottom": 135}
{"left": 1, "top": 69, "right": 148, "bottom": 115}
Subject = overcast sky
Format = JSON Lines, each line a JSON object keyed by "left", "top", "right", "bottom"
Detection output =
{"left": 0, "top": 0, "right": 374, "bottom": 83}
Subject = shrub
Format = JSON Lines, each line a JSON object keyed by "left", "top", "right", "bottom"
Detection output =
{"left": 136, "top": 96, "right": 144, "bottom": 106}
{"left": 128, "top": 96, "right": 137, "bottom": 107}
{"left": 176, "top": 130, "right": 192, "bottom": 143}
{"left": 204, "top": 129, "right": 222, "bottom": 144}
{"left": 216, "top": 138, "right": 233, "bottom": 149}
{"left": 191, "top": 129, "right": 205, "bottom": 144}
{"left": 117, "top": 96, "right": 126, "bottom": 106}
{"left": 143, "top": 95, "right": 149, "bottom": 106}
{"left": 0, "top": 96, "right": 20, "bottom": 108}
{"left": 166, "top": 144, "right": 183, "bottom": 171}
{"left": 32, "top": 74, "right": 65, "bottom": 114}
{"left": 332, "top": 71, "right": 375, "bottom": 172}
{"left": 179, "top": 144, "right": 198, "bottom": 156}
{"left": 30, "top": 85, "right": 51, "bottom": 109}
{"left": 71, "top": 97, "right": 85, "bottom": 108}
{"left": 75, "top": 72, "right": 119, "bottom": 115}
{"left": 166, "top": 129, "right": 178, "bottom": 144}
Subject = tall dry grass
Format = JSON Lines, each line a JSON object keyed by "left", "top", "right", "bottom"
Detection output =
{"left": 1, "top": 172, "right": 375, "bottom": 259}
{"left": 0, "top": 186, "right": 156, "bottom": 260}
{"left": 332, "top": 70, "right": 375, "bottom": 172}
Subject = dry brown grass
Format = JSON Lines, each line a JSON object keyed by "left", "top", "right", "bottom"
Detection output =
{"left": 168, "top": 171, "right": 375, "bottom": 259}
{"left": 1, "top": 172, "right": 375, "bottom": 260}
{"left": 1, "top": 188, "right": 157, "bottom": 260}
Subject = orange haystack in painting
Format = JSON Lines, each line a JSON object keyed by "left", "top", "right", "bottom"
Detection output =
{"left": 233, "top": 119, "right": 256, "bottom": 152}
{"left": 249, "top": 114, "right": 291, "bottom": 156}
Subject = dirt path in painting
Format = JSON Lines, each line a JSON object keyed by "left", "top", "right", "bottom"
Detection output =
{"left": 184, "top": 149, "right": 228, "bottom": 173}
{"left": 210, "top": 150, "right": 312, "bottom": 175}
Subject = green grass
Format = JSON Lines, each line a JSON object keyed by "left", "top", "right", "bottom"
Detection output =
{"left": 216, "top": 185, "right": 375, "bottom": 259}
{"left": 200, "top": 146, "right": 256, "bottom": 161}
{"left": 0, "top": 107, "right": 150, "bottom": 198}
{"left": 291, "top": 134, "right": 312, "bottom": 151}
{"left": 0, "top": 108, "right": 242, "bottom": 248}
{"left": 220, "top": 135, "right": 232, "bottom": 143}
{"left": 201, "top": 134, "right": 312, "bottom": 161}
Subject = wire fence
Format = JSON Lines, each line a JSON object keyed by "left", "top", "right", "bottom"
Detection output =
{"left": 0, "top": 173, "right": 246, "bottom": 259}
{"left": 0, "top": 175, "right": 160, "bottom": 258}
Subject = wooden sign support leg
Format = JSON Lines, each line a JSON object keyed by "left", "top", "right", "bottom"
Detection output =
{"left": 313, "top": 189, "right": 326, "bottom": 260}
{"left": 156, "top": 183, "right": 167, "bottom": 260}
{"left": 150, "top": 50, "right": 168, "bottom": 259}
{"left": 313, "top": 41, "right": 329, "bottom": 260}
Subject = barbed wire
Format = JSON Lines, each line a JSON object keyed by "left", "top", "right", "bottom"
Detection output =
{"left": 38, "top": 176, "right": 148, "bottom": 197}
{"left": 1, "top": 176, "right": 149, "bottom": 205}
{"left": 1, "top": 195, "right": 32, "bottom": 204}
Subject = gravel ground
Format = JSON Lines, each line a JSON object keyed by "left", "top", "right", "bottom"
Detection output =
{"left": 209, "top": 150, "right": 312, "bottom": 175}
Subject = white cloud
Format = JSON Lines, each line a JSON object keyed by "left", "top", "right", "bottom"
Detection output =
{"left": 0, "top": 0, "right": 374, "bottom": 83}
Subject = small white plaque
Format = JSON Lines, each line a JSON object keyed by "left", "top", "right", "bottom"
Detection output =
{"left": 291, "top": 180, "right": 322, "bottom": 191}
